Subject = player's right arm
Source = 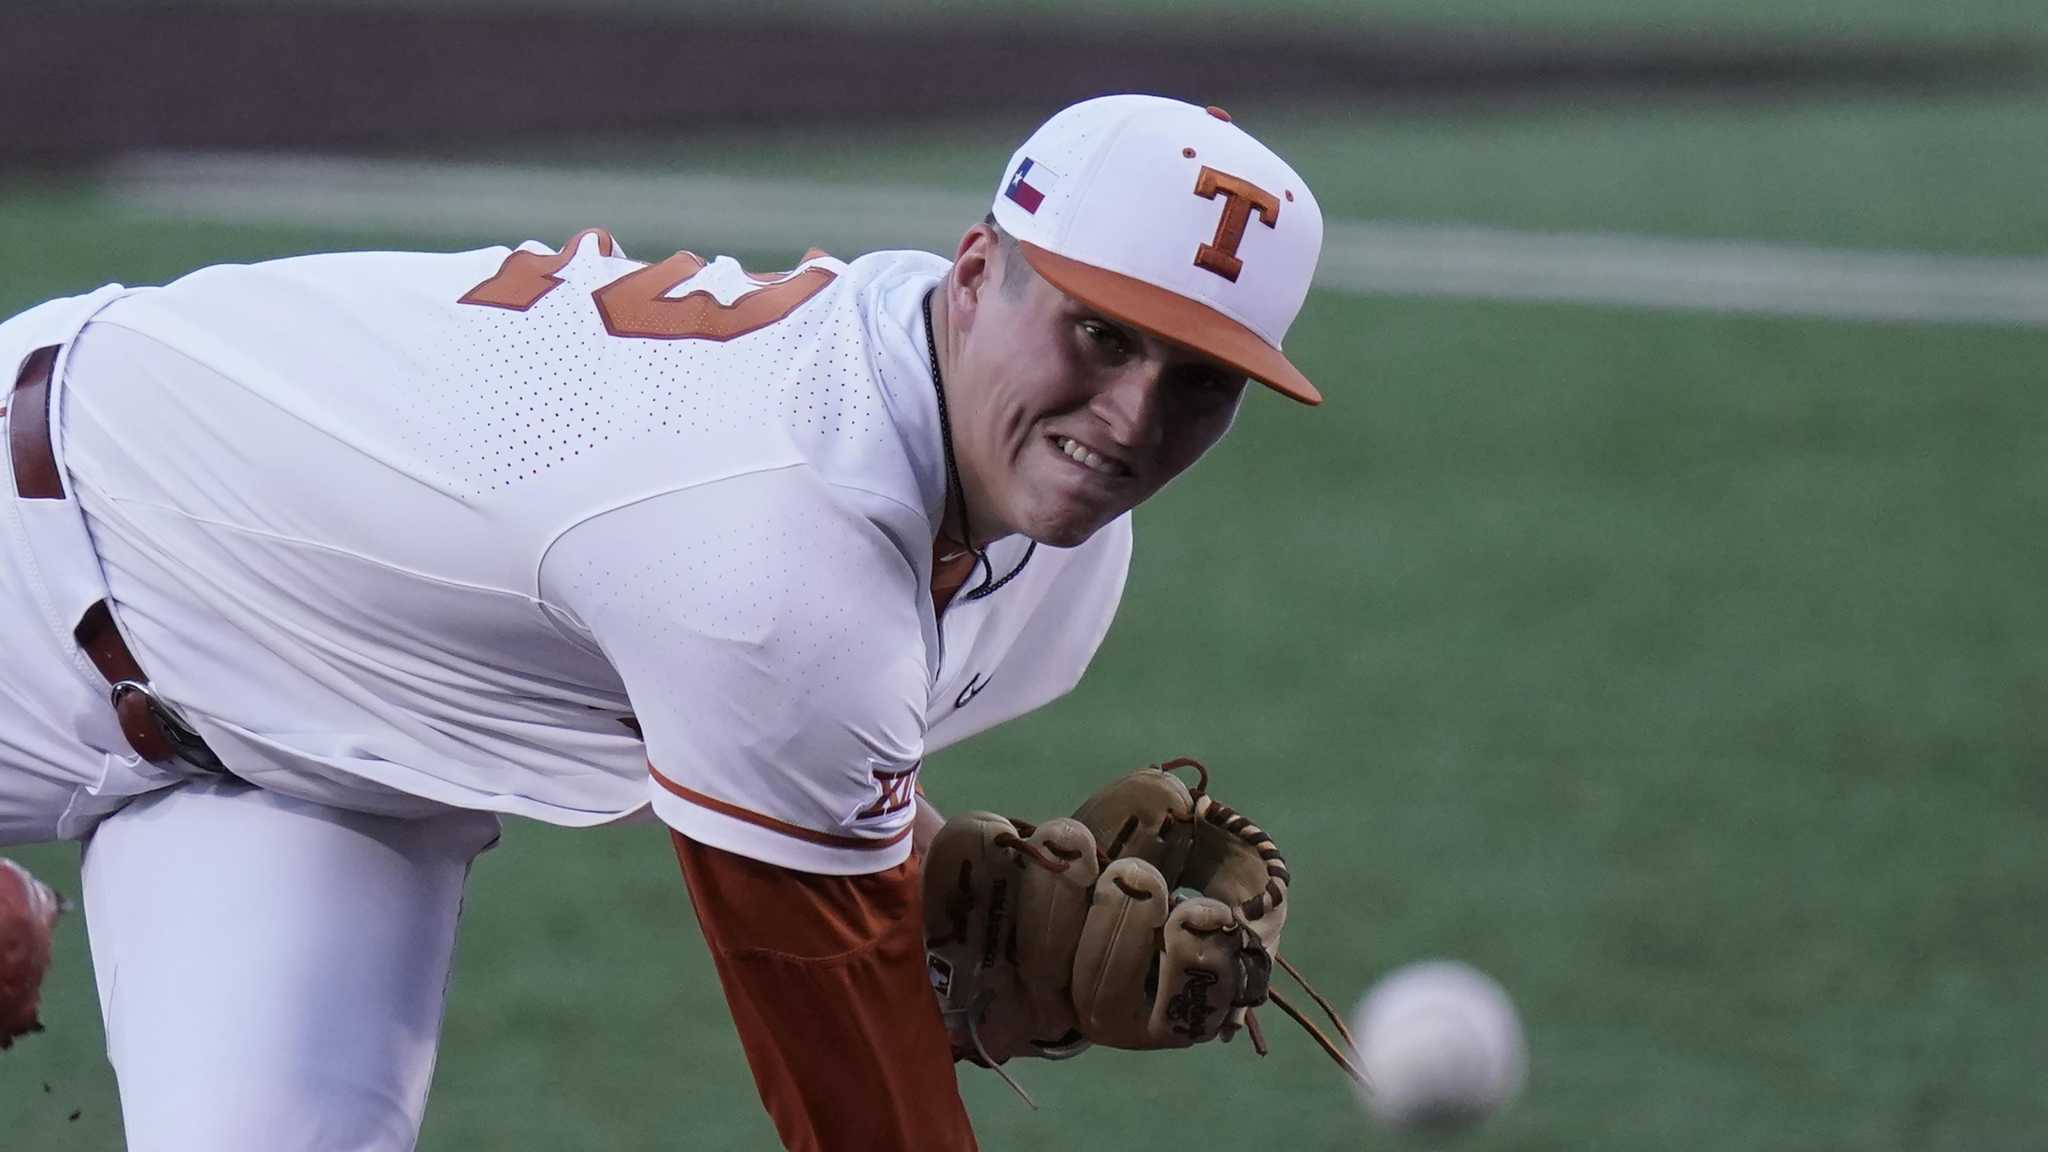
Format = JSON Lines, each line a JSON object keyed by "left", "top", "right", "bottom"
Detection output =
{"left": 671, "top": 831, "right": 971, "bottom": 1150}
{"left": 540, "top": 468, "right": 974, "bottom": 1151}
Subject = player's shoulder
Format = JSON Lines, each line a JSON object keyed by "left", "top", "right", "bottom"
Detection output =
{"left": 531, "top": 243, "right": 954, "bottom": 581}
{"left": 761, "top": 248, "right": 952, "bottom": 519}
{"left": 786, "top": 247, "right": 950, "bottom": 366}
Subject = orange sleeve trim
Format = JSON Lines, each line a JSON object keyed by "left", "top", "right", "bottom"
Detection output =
{"left": 650, "top": 763, "right": 913, "bottom": 852}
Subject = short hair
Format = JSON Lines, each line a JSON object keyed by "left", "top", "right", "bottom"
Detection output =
{"left": 983, "top": 213, "right": 1030, "bottom": 298}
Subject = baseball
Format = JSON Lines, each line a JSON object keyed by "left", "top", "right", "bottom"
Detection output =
{"left": 1351, "top": 960, "right": 1526, "bottom": 1135}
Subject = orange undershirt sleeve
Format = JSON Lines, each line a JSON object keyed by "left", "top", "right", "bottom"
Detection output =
{"left": 672, "top": 831, "right": 977, "bottom": 1152}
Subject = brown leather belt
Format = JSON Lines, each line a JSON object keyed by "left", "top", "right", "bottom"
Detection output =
{"left": 11, "top": 344, "right": 214, "bottom": 767}
{"left": 9, "top": 345, "right": 62, "bottom": 498}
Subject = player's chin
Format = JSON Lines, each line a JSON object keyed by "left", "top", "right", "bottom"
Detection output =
{"left": 1021, "top": 517, "right": 1107, "bottom": 549}
{"left": 1006, "top": 448, "right": 1147, "bottom": 546}
{"left": 1011, "top": 489, "right": 1134, "bottom": 548}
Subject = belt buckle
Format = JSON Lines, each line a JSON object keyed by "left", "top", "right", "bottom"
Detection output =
{"left": 108, "top": 679, "right": 224, "bottom": 773}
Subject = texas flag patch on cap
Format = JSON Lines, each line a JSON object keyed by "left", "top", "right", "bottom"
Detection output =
{"left": 1003, "top": 157, "right": 1061, "bottom": 214}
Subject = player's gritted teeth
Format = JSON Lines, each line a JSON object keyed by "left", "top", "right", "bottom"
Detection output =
{"left": 1049, "top": 434, "right": 1131, "bottom": 478}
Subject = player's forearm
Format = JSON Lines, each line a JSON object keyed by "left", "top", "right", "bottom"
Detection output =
{"left": 671, "top": 832, "right": 976, "bottom": 1151}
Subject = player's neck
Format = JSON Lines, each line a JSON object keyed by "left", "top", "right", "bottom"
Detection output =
{"left": 936, "top": 471, "right": 1000, "bottom": 553}
{"left": 927, "top": 284, "right": 1002, "bottom": 552}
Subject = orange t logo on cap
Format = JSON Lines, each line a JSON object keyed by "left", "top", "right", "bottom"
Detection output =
{"left": 1192, "top": 166, "right": 1281, "bottom": 283}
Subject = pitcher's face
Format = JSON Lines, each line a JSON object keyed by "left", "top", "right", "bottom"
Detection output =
{"left": 947, "top": 228, "right": 1247, "bottom": 549}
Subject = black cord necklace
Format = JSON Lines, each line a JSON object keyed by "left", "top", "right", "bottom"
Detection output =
{"left": 923, "top": 287, "right": 1034, "bottom": 602}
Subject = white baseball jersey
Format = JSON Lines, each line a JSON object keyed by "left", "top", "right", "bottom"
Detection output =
{"left": 37, "top": 231, "right": 1129, "bottom": 874}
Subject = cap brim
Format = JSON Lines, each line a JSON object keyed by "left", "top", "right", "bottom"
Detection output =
{"left": 1016, "top": 241, "right": 1321, "bottom": 406}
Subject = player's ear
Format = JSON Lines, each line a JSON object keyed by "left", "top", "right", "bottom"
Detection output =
{"left": 948, "top": 224, "right": 999, "bottom": 330}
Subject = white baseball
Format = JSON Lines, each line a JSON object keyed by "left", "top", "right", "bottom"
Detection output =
{"left": 1350, "top": 960, "right": 1526, "bottom": 1134}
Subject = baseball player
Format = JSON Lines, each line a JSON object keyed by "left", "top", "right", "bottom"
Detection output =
{"left": 0, "top": 94, "right": 1323, "bottom": 1149}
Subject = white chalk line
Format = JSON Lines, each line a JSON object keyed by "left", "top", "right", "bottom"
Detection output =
{"left": 103, "top": 152, "right": 2048, "bottom": 329}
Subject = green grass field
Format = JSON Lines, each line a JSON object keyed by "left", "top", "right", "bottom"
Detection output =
{"left": 4, "top": 32, "right": 2047, "bottom": 1152}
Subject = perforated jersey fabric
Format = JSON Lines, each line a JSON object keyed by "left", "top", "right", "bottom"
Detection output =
{"left": 39, "top": 234, "right": 1129, "bottom": 871}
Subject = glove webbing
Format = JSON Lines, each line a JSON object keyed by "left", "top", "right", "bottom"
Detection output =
{"left": 1157, "top": 759, "right": 1368, "bottom": 1092}
{"left": 1193, "top": 791, "right": 1288, "bottom": 925}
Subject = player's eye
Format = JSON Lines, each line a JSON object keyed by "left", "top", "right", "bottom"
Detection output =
{"left": 1179, "top": 366, "right": 1246, "bottom": 402}
{"left": 1078, "top": 318, "right": 1133, "bottom": 361}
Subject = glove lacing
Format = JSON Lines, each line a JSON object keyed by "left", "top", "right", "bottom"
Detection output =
{"left": 1158, "top": 759, "right": 1372, "bottom": 1093}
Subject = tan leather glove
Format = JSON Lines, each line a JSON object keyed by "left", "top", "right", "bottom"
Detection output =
{"left": 922, "top": 760, "right": 1291, "bottom": 1072}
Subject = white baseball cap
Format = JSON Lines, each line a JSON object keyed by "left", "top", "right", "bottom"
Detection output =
{"left": 991, "top": 94, "right": 1324, "bottom": 405}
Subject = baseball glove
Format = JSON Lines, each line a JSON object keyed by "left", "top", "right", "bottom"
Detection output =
{"left": 923, "top": 758, "right": 1361, "bottom": 1103}
{"left": 1, "top": 857, "right": 64, "bottom": 1050}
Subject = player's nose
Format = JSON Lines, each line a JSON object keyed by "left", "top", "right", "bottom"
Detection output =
{"left": 1088, "top": 360, "right": 1168, "bottom": 452}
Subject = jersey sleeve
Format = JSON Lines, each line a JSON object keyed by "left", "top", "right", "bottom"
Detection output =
{"left": 671, "top": 831, "right": 977, "bottom": 1150}
{"left": 540, "top": 466, "right": 932, "bottom": 875}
